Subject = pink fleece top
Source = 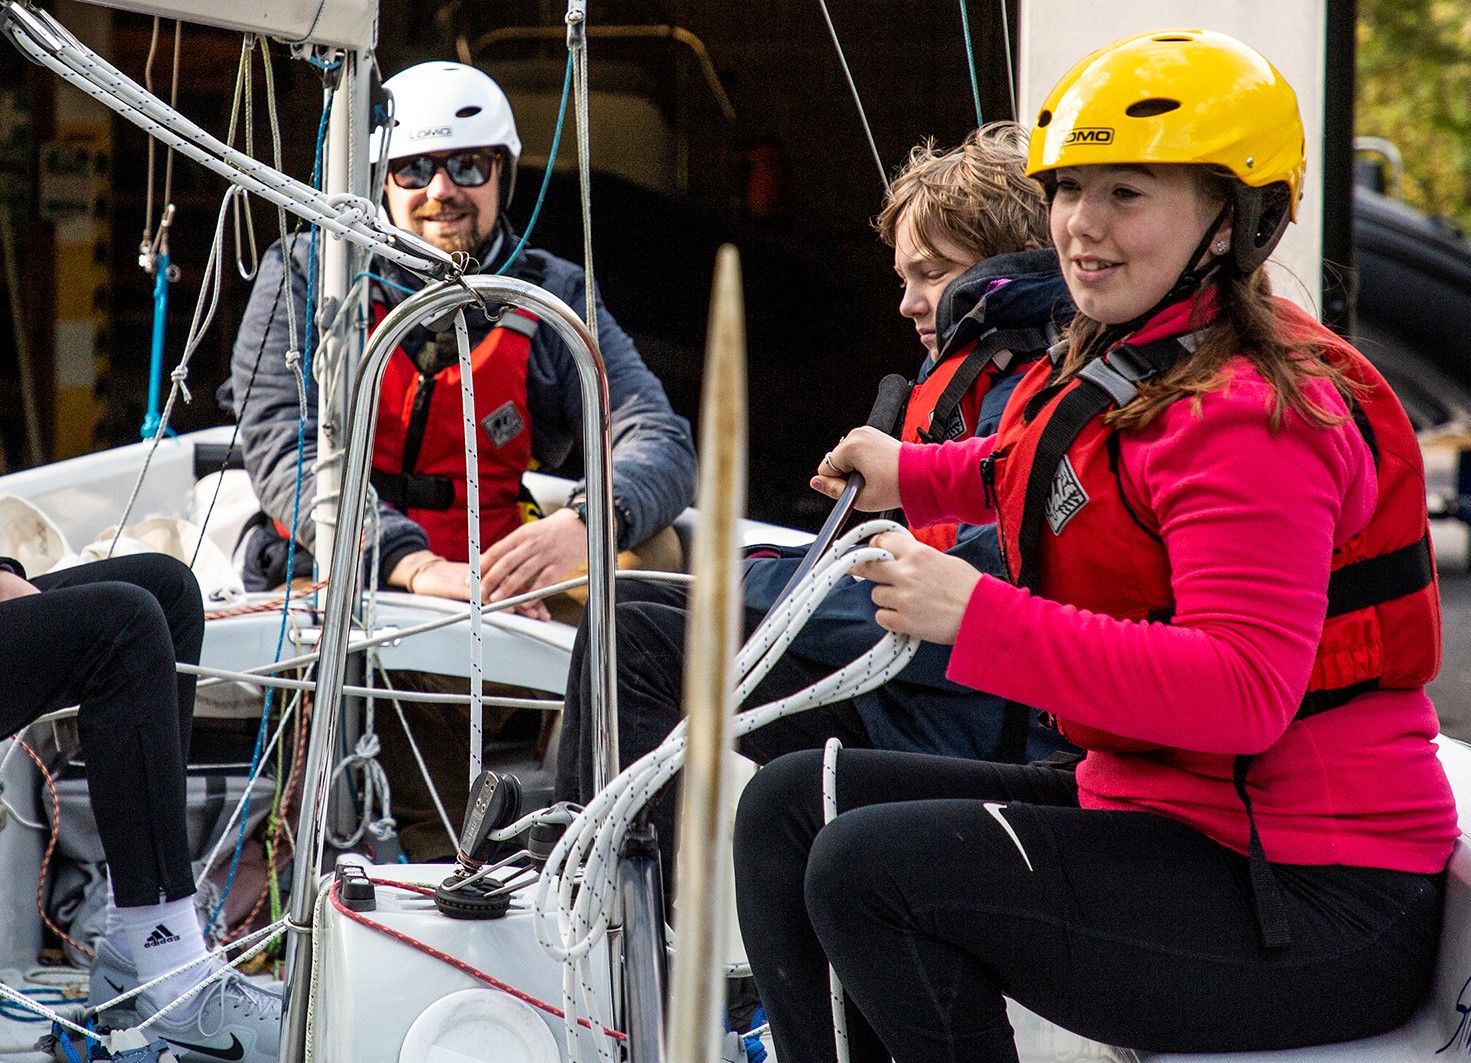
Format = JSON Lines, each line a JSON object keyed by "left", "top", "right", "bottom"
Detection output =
{"left": 899, "top": 356, "right": 1458, "bottom": 873}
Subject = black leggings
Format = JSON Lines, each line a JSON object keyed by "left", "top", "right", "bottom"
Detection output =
{"left": 0, "top": 554, "right": 204, "bottom": 907}
{"left": 734, "top": 748, "right": 1444, "bottom": 1063}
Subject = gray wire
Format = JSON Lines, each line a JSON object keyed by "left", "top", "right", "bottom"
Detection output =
{"left": 815, "top": 0, "right": 888, "bottom": 192}
{"left": 999, "top": 0, "right": 1018, "bottom": 121}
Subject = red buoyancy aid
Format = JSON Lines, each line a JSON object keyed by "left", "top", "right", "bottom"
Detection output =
{"left": 899, "top": 327, "right": 1053, "bottom": 551}
{"left": 987, "top": 297, "right": 1440, "bottom": 754}
{"left": 900, "top": 345, "right": 990, "bottom": 551}
{"left": 371, "top": 302, "right": 538, "bottom": 562}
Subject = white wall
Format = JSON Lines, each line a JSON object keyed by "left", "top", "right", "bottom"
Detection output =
{"left": 1017, "top": 0, "right": 1328, "bottom": 314}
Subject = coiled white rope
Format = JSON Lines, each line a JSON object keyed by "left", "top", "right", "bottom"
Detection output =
{"left": 322, "top": 732, "right": 393, "bottom": 850}
{"left": 528, "top": 521, "right": 920, "bottom": 1059}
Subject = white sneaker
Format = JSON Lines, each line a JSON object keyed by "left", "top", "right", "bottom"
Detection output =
{"left": 87, "top": 937, "right": 141, "bottom": 1028}
{"left": 137, "top": 968, "right": 282, "bottom": 1063}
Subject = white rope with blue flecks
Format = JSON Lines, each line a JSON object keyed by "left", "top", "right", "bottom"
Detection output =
{"left": 528, "top": 520, "right": 920, "bottom": 1060}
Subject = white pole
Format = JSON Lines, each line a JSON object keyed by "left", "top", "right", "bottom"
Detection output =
{"left": 313, "top": 48, "right": 371, "bottom": 578}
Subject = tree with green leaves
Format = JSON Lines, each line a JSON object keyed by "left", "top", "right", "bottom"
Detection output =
{"left": 1358, "top": 0, "right": 1471, "bottom": 233}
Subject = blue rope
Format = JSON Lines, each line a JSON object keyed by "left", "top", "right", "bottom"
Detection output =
{"left": 49, "top": 1018, "right": 102, "bottom": 1062}
{"left": 204, "top": 84, "right": 334, "bottom": 936}
{"left": 139, "top": 252, "right": 174, "bottom": 439}
{"left": 0, "top": 988, "right": 68, "bottom": 1023}
{"left": 958, "top": 0, "right": 984, "bottom": 126}
{"left": 354, "top": 270, "right": 416, "bottom": 295}
{"left": 496, "top": 52, "right": 573, "bottom": 275}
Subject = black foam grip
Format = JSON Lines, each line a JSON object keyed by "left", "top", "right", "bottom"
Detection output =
{"left": 866, "top": 372, "right": 911, "bottom": 437}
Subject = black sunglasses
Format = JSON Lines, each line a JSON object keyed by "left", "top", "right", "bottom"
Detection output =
{"left": 388, "top": 150, "right": 500, "bottom": 190}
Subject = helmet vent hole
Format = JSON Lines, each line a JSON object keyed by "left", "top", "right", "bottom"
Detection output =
{"left": 1153, "top": 35, "right": 1193, "bottom": 42}
{"left": 456, "top": 106, "right": 483, "bottom": 118}
{"left": 1126, "top": 98, "right": 1180, "bottom": 118}
{"left": 1037, "top": 109, "right": 1052, "bottom": 128}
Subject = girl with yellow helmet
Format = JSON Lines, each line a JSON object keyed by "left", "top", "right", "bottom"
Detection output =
{"left": 734, "top": 29, "right": 1455, "bottom": 1062}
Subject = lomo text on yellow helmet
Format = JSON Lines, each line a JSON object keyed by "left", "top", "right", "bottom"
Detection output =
{"left": 1024, "top": 29, "right": 1305, "bottom": 220}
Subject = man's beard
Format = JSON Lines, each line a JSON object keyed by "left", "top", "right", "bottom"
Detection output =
{"left": 411, "top": 201, "right": 486, "bottom": 255}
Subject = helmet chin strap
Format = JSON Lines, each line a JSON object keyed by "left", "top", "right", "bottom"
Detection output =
{"left": 1092, "top": 200, "right": 1233, "bottom": 354}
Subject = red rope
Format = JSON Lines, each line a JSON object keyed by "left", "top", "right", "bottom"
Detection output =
{"left": 16, "top": 739, "right": 94, "bottom": 958}
{"left": 327, "top": 878, "right": 627, "bottom": 1043}
{"left": 204, "top": 578, "right": 330, "bottom": 619}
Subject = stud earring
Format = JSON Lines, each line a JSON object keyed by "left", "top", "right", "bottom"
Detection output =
{"left": 1214, "top": 240, "right": 1229, "bottom": 254}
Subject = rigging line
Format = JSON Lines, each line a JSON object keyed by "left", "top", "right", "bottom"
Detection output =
{"left": 141, "top": 18, "right": 159, "bottom": 250}
{"left": 193, "top": 36, "right": 305, "bottom": 574}
{"left": 814, "top": 0, "right": 888, "bottom": 192}
{"left": 496, "top": 51, "right": 573, "bottom": 276}
{"left": 998, "top": 0, "right": 1017, "bottom": 121}
{"left": 197, "top": 691, "right": 302, "bottom": 876}
{"left": 107, "top": 186, "right": 241, "bottom": 556}
{"left": 162, "top": 20, "right": 179, "bottom": 221}
{"left": 958, "top": 0, "right": 983, "bottom": 126}
{"left": 206, "top": 82, "right": 334, "bottom": 937}
{"left": 187, "top": 234, "right": 303, "bottom": 572}
{"left": 455, "top": 308, "right": 487, "bottom": 784}
{"left": 232, "top": 37, "right": 261, "bottom": 280}
{"left": 376, "top": 663, "right": 458, "bottom": 849}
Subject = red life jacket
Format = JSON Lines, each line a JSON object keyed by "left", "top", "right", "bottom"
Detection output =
{"left": 370, "top": 301, "right": 538, "bottom": 562}
{"left": 899, "top": 326, "right": 1053, "bottom": 551}
{"left": 985, "top": 298, "right": 1439, "bottom": 948}
{"left": 987, "top": 298, "right": 1439, "bottom": 756}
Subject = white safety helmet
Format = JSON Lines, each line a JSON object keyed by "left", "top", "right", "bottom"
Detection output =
{"left": 374, "top": 62, "right": 522, "bottom": 207}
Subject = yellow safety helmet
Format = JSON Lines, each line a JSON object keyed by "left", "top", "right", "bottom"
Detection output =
{"left": 1026, "top": 29, "right": 1305, "bottom": 274}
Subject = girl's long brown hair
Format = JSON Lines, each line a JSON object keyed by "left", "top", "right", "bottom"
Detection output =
{"left": 1057, "top": 169, "right": 1354, "bottom": 432}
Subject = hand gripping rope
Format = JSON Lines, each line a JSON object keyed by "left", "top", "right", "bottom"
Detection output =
{"left": 485, "top": 521, "right": 922, "bottom": 1061}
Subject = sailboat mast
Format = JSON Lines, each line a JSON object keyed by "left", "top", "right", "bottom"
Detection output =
{"left": 279, "top": 45, "right": 370, "bottom": 1063}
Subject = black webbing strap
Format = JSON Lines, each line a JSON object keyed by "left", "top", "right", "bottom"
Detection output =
{"left": 1296, "top": 678, "right": 1380, "bottom": 721}
{"left": 1232, "top": 676, "right": 1382, "bottom": 949}
{"left": 1012, "top": 338, "right": 1189, "bottom": 592}
{"left": 1325, "top": 533, "right": 1434, "bottom": 619}
{"left": 1232, "top": 753, "right": 1292, "bottom": 948}
{"left": 370, "top": 468, "right": 455, "bottom": 510}
{"left": 918, "top": 326, "right": 1053, "bottom": 444}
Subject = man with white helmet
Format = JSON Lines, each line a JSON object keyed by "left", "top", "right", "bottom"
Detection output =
{"left": 227, "top": 60, "right": 693, "bottom": 608}
{"left": 222, "top": 61, "right": 695, "bottom": 857}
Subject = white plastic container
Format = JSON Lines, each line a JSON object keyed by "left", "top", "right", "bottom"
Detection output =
{"left": 311, "top": 863, "right": 615, "bottom": 1063}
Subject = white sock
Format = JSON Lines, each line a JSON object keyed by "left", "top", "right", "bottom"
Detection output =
{"left": 116, "top": 895, "right": 214, "bottom": 1015}
{"left": 104, "top": 880, "right": 130, "bottom": 961}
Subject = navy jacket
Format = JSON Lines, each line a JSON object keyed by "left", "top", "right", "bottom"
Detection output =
{"left": 742, "top": 248, "right": 1074, "bottom": 760}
